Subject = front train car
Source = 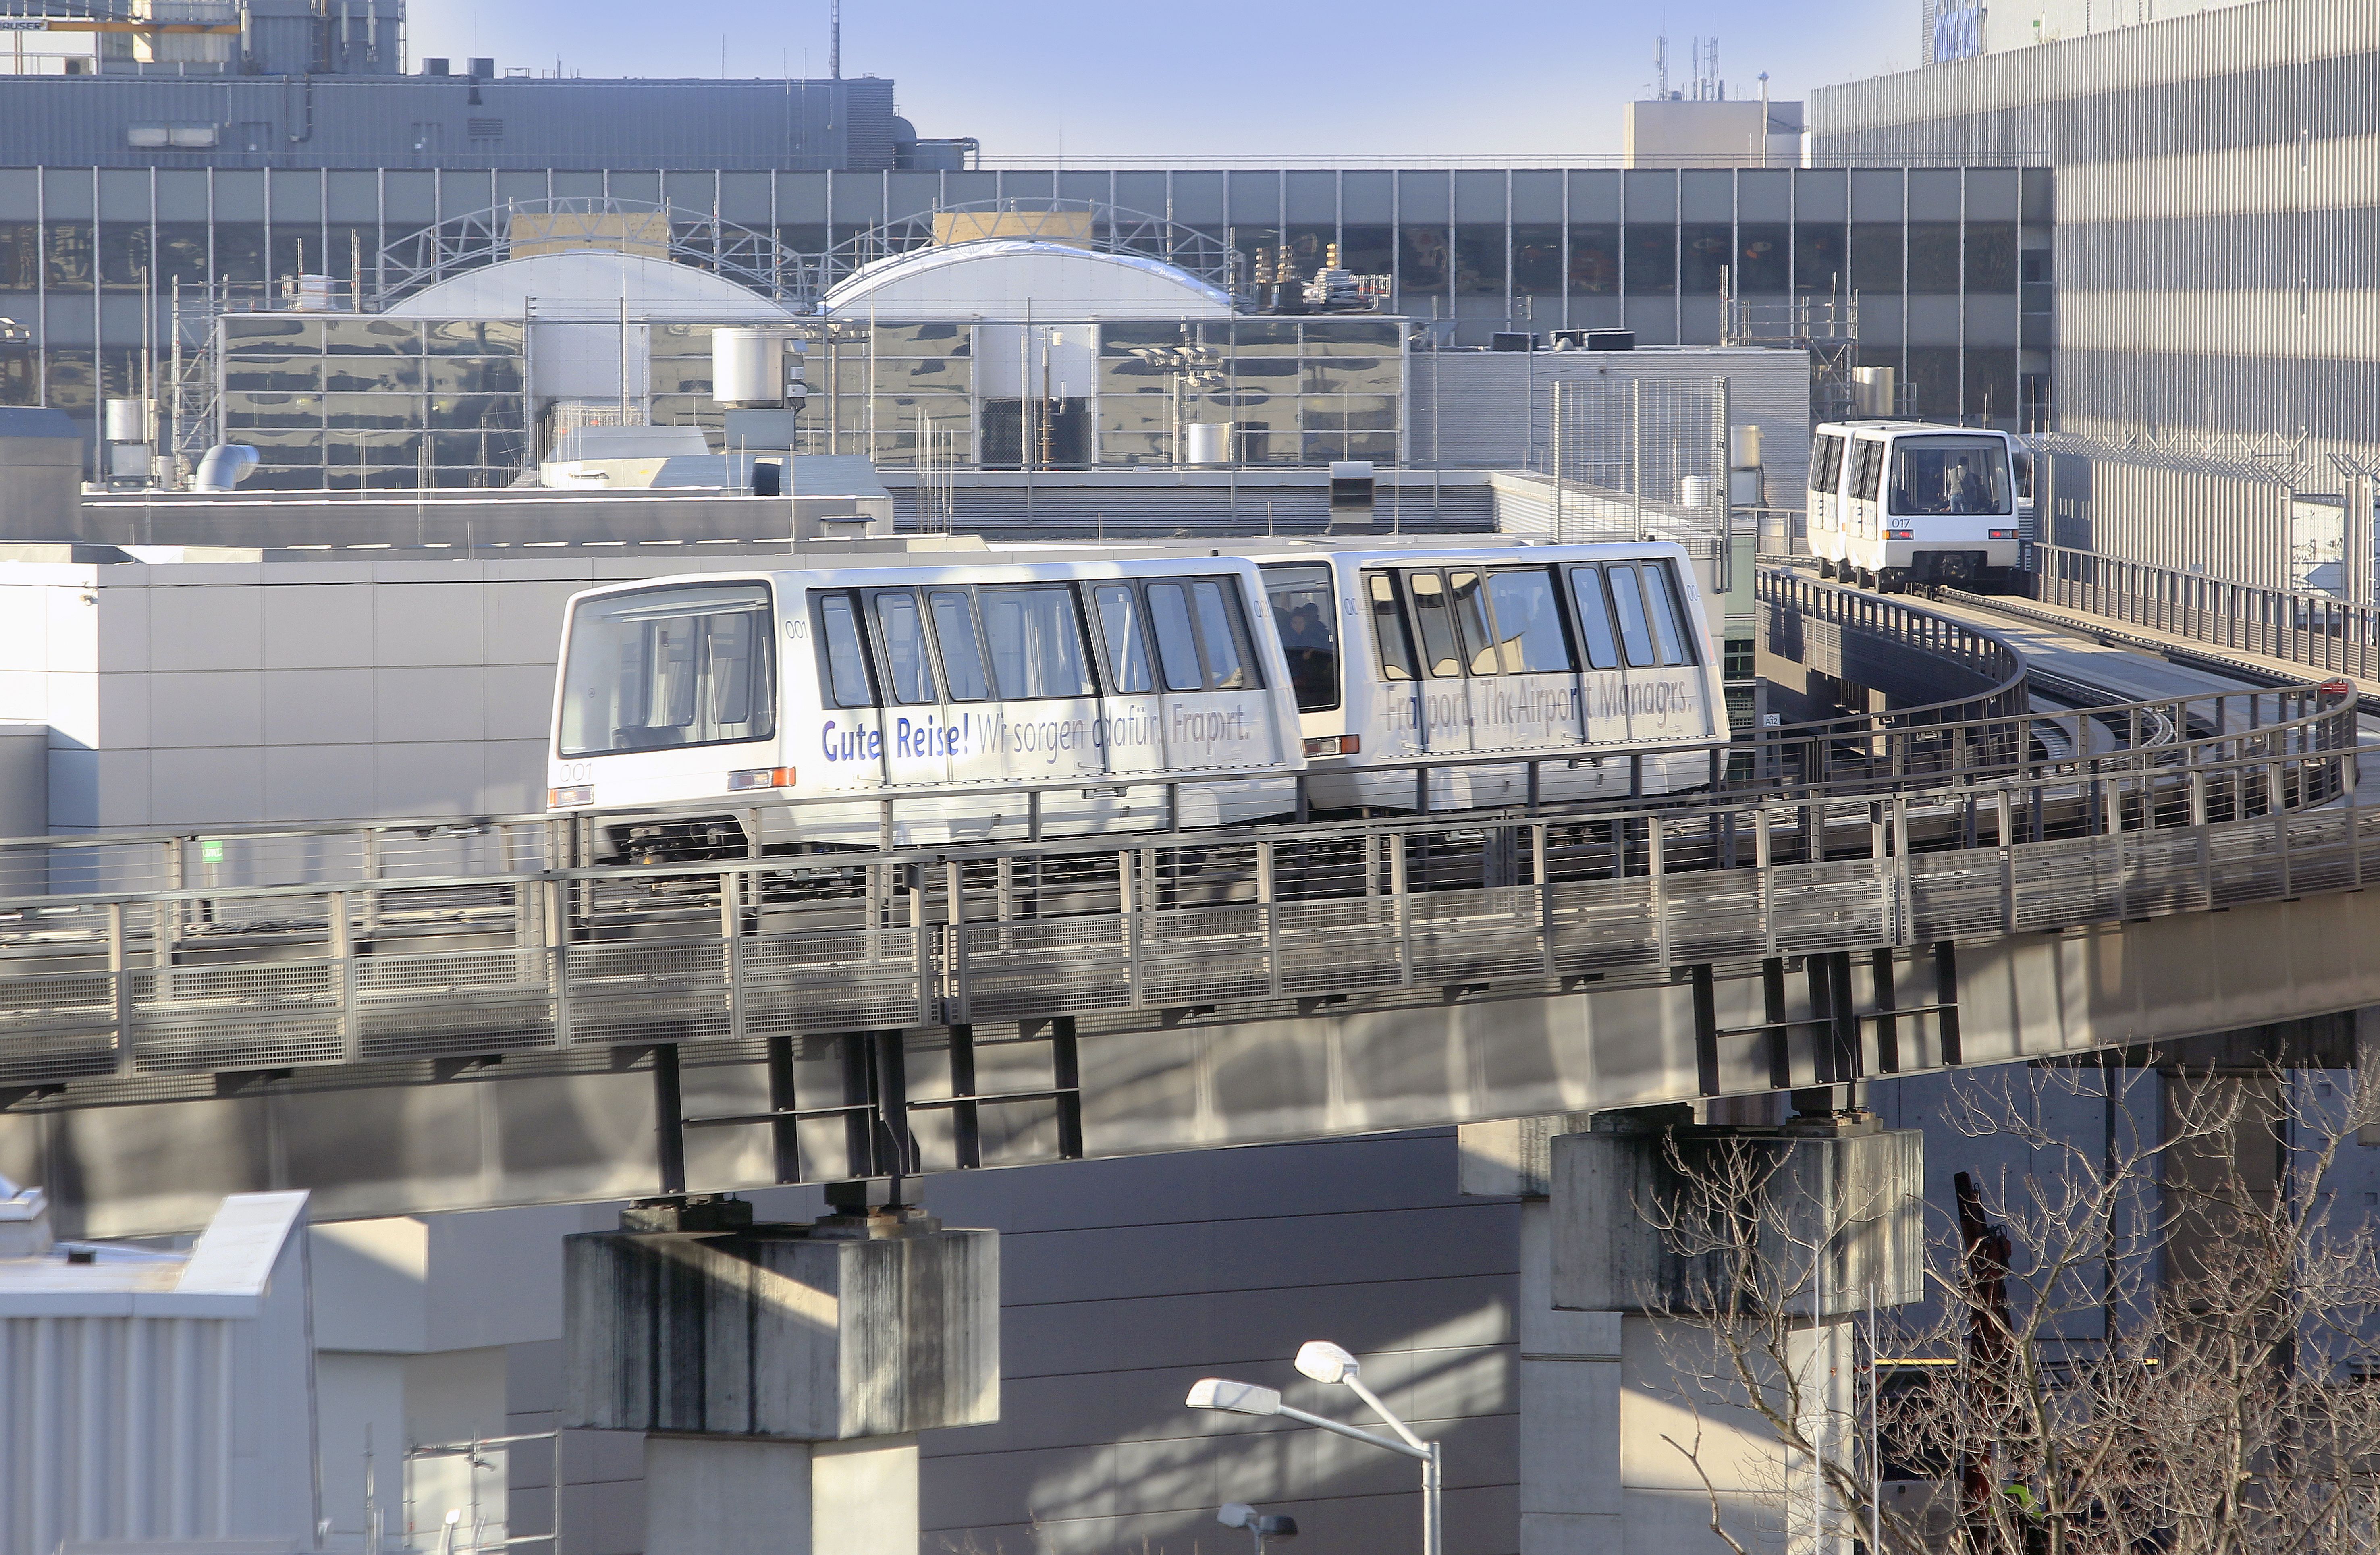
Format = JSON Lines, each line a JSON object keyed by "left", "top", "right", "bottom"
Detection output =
{"left": 546, "top": 559, "right": 1308, "bottom": 857}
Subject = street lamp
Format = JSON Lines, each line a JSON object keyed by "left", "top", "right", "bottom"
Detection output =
{"left": 1217, "top": 1501, "right": 1298, "bottom": 1554}
{"left": 1186, "top": 1341, "right": 1443, "bottom": 1555}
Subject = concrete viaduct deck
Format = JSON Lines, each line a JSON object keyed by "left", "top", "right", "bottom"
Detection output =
{"left": 0, "top": 573, "right": 2372, "bottom": 1237}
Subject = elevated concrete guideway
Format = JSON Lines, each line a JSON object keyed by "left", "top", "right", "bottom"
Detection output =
{"left": 0, "top": 575, "right": 2371, "bottom": 1237}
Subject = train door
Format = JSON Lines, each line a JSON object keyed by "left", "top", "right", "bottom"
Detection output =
{"left": 1848, "top": 436, "right": 1886, "bottom": 562}
{"left": 1360, "top": 571, "right": 1425, "bottom": 762}
{"left": 1401, "top": 569, "right": 1476, "bottom": 757}
{"left": 976, "top": 583, "right": 1106, "bottom": 787}
{"left": 1809, "top": 430, "right": 1846, "bottom": 555}
{"left": 923, "top": 584, "right": 1004, "bottom": 787}
{"left": 1565, "top": 564, "right": 1634, "bottom": 745}
{"left": 1461, "top": 566, "right": 1584, "bottom": 752}
{"left": 810, "top": 589, "right": 889, "bottom": 790}
{"left": 864, "top": 587, "right": 956, "bottom": 787}
{"left": 1086, "top": 579, "right": 1169, "bottom": 781}
{"left": 1143, "top": 575, "right": 1275, "bottom": 772}
{"left": 1607, "top": 558, "right": 1711, "bottom": 744}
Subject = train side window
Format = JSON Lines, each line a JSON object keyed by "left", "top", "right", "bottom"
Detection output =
{"left": 1639, "top": 562, "right": 1697, "bottom": 665}
{"left": 928, "top": 590, "right": 991, "bottom": 702}
{"left": 1811, "top": 433, "right": 1841, "bottom": 493}
{"left": 1192, "top": 579, "right": 1255, "bottom": 690}
{"left": 1146, "top": 581, "right": 1207, "bottom": 693}
{"left": 1090, "top": 583, "right": 1155, "bottom": 695}
{"left": 1367, "top": 573, "right": 1418, "bottom": 682}
{"left": 710, "top": 611, "right": 761, "bottom": 726}
{"left": 870, "top": 590, "right": 938, "bottom": 706}
{"left": 1853, "top": 440, "right": 1884, "bottom": 501}
{"left": 1262, "top": 563, "right": 1340, "bottom": 712}
{"left": 1408, "top": 571, "right": 1464, "bottom": 677}
{"left": 1605, "top": 566, "right": 1659, "bottom": 668}
{"left": 1484, "top": 569, "right": 1574, "bottom": 673}
{"left": 1565, "top": 567, "right": 1622, "bottom": 671}
{"left": 978, "top": 585, "right": 1094, "bottom": 700}
{"left": 1448, "top": 570, "right": 1501, "bottom": 676}
{"left": 814, "top": 592, "right": 877, "bottom": 709}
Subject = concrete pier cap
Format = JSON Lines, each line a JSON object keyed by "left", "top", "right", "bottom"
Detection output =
{"left": 563, "top": 1192, "right": 999, "bottom": 1555}
{"left": 1548, "top": 1113, "right": 1925, "bottom": 1318}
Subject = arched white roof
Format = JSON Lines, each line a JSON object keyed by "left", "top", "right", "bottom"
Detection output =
{"left": 821, "top": 239, "right": 1232, "bottom": 322}
{"left": 385, "top": 250, "right": 795, "bottom": 321}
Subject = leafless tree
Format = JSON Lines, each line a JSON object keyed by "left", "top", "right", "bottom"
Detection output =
{"left": 1634, "top": 1057, "right": 2380, "bottom": 1555}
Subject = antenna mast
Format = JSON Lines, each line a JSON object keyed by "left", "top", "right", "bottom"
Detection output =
{"left": 830, "top": 0, "right": 841, "bottom": 78}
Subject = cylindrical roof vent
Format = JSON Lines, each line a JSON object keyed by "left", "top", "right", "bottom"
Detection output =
{"left": 102, "top": 398, "right": 149, "bottom": 444}
{"left": 712, "top": 328, "right": 787, "bottom": 407}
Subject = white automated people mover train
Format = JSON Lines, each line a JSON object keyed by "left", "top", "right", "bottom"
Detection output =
{"left": 545, "top": 542, "right": 1728, "bottom": 855}
{"left": 546, "top": 558, "right": 1306, "bottom": 854}
{"left": 1254, "top": 542, "right": 1728, "bottom": 810}
{"left": 1807, "top": 421, "right": 2025, "bottom": 592}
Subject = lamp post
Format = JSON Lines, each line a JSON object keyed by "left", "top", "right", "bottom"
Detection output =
{"left": 1186, "top": 1340, "right": 1442, "bottom": 1555}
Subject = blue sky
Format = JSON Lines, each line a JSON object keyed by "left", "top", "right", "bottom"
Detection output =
{"left": 403, "top": 0, "right": 1919, "bottom": 160}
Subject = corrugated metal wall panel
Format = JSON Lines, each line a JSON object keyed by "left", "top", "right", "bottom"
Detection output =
{"left": 1810, "top": 1, "right": 2380, "bottom": 586}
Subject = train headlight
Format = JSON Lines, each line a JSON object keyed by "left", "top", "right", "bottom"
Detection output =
{"left": 727, "top": 766, "right": 795, "bottom": 791}
{"left": 549, "top": 785, "right": 593, "bottom": 808}
{"left": 1989, "top": 529, "right": 2018, "bottom": 539}
{"left": 1886, "top": 529, "right": 1915, "bottom": 539}
{"left": 1303, "top": 735, "right": 1360, "bottom": 757}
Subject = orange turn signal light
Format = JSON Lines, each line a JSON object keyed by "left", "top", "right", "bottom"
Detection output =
{"left": 727, "top": 766, "right": 795, "bottom": 791}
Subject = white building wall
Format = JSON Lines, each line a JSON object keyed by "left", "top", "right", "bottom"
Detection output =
{"left": 0, "top": 556, "right": 786, "bottom": 833}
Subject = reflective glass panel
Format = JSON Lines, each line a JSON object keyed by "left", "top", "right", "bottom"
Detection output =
{"left": 1607, "top": 565, "right": 1657, "bottom": 667}
{"left": 559, "top": 583, "right": 778, "bottom": 756}
{"left": 1639, "top": 563, "right": 1695, "bottom": 665}
{"left": 1369, "top": 573, "right": 1417, "bottom": 682}
{"left": 816, "top": 593, "right": 875, "bottom": 708}
{"left": 1409, "top": 571, "right": 1463, "bottom": 677}
{"left": 1092, "top": 584, "right": 1154, "bottom": 695}
{"left": 1192, "top": 580, "right": 1251, "bottom": 689}
{"left": 1147, "top": 582, "right": 1205, "bottom": 692}
{"left": 1567, "top": 567, "right": 1621, "bottom": 671}
{"left": 1263, "top": 564, "right": 1339, "bottom": 713}
{"left": 872, "top": 590, "right": 937, "bottom": 706}
{"left": 1889, "top": 437, "right": 2011, "bottom": 516}
{"left": 1484, "top": 570, "right": 1574, "bottom": 673}
{"left": 979, "top": 586, "right": 1093, "bottom": 700}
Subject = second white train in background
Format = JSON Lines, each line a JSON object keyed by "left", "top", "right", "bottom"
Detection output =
{"left": 1807, "top": 420, "right": 2027, "bottom": 592}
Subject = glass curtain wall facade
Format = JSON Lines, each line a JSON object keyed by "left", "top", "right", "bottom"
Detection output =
{"left": 0, "top": 162, "right": 2051, "bottom": 461}
{"left": 804, "top": 317, "right": 1402, "bottom": 472}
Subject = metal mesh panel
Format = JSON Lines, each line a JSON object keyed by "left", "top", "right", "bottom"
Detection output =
{"left": 1547, "top": 375, "right": 1728, "bottom": 547}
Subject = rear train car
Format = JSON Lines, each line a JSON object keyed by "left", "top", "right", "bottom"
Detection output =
{"left": 1255, "top": 542, "right": 1729, "bottom": 811}
{"left": 1807, "top": 421, "right": 2023, "bottom": 591}
{"left": 546, "top": 558, "right": 1306, "bottom": 855}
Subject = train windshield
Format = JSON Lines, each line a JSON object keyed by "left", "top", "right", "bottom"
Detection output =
{"left": 1262, "top": 564, "right": 1341, "bottom": 712}
{"left": 559, "top": 583, "right": 777, "bottom": 758}
{"left": 1889, "top": 437, "right": 2011, "bottom": 516}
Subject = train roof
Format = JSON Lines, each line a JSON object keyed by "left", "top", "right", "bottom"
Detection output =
{"left": 1818, "top": 419, "right": 2017, "bottom": 438}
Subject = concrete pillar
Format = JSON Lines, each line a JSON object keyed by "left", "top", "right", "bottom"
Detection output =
{"left": 1551, "top": 1117, "right": 1923, "bottom": 1555}
{"left": 563, "top": 1197, "right": 997, "bottom": 1555}
{"left": 1466, "top": 1115, "right": 1923, "bottom": 1555}
{"left": 643, "top": 1435, "right": 917, "bottom": 1555}
{"left": 1461, "top": 1117, "right": 1623, "bottom": 1555}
